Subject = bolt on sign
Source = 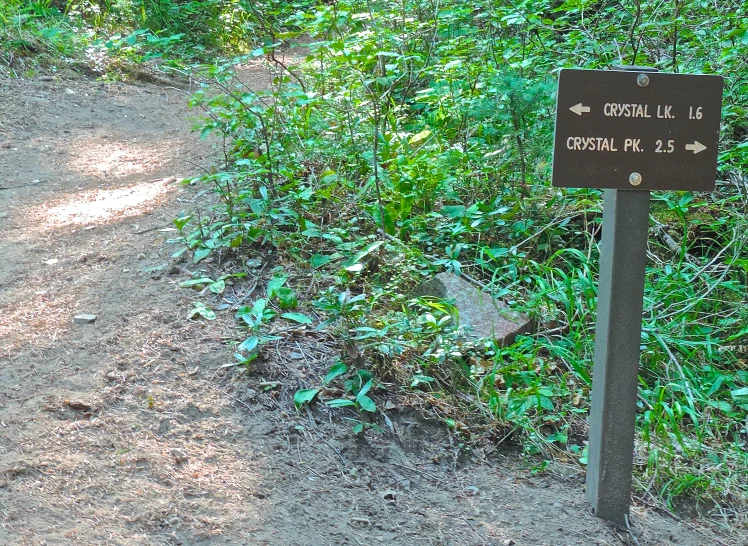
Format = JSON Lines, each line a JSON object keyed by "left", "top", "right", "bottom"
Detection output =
{"left": 552, "top": 68, "right": 723, "bottom": 191}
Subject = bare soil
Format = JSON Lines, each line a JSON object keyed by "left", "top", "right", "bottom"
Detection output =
{"left": 0, "top": 68, "right": 744, "bottom": 546}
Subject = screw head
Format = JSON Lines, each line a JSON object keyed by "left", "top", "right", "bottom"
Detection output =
{"left": 629, "top": 172, "right": 643, "bottom": 186}
{"left": 637, "top": 73, "right": 650, "bottom": 87}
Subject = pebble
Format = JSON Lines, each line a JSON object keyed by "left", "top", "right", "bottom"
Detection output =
{"left": 465, "top": 485, "right": 480, "bottom": 496}
{"left": 105, "top": 372, "right": 117, "bottom": 381}
{"left": 73, "top": 314, "right": 97, "bottom": 324}
{"left": 171, "top": 448, "right": 188, "bottom": 464}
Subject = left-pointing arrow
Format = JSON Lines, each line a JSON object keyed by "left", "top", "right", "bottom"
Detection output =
{"left": 569, "top": 103, "right": 591, "bottom": 116}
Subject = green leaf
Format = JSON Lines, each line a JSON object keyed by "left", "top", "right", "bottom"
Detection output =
{"left": 357, "top": 394, "right": 376, "bottom": 412}
{"left": 238, "top": 336, "right": 259, "bottom": 353}
{"left": 326, "top": 398, "right": 357, "bottom": 408}
{"left": 173, "top": 215, "right": 192, "bottom": 230}
{"left": 408, "top": 129, "right": 431, "bottom": 145}
{"left": 281, "top": 312, "right": 313, "bottom": 324}
{"left": 276, "top": 287, "right": 298, "bottom": 308}
{"left": 410, "top": 374, "right": 435, "bottom": 387}
{"left": 294, "top": 388, "right": 319, "bottom": 409}
{"left": 267, "top": 274, "right": 288, "bottom": 298}
{"left": 357, "top": 379, "right": 373, "bottom": 398}
{"left": 352, "top": 421, "right": 365, "bottom": 435}
{"left": 547, "top": 432, "right": 568, "bottom": 444}
{"left": 180, "top": 277, "right": 214, "bottom": 288}
{"left": 171, "top": 246, "right": 188, "bottom": 259}
{"left": 342, "top": 241, "right": 383, "bottom": 270}
{"left": 323, "top": 361, "right": 348, "bottom": 385}
{"left": 730, "top": 387, "right": 748, "bottom": 401}
{"left": 188, "top": 302, "right": 215, "bottom": 321}
{"left": 441, "top": 205, "right": 466, "bottom": 219}
{"left": 209, "top": 279, "right": 226, "bottom": 294}
{"left": 309, "top": 254, "right": 331, "bottom": 268}
{"left": 193, "top": 247, "right": 211, "bottom": 263}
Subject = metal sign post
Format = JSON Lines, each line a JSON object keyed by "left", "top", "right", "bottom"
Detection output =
{"left": 585, "top": 188, "right": 650, "bottom": 525}
{"left": 551, "top": 67, "right": 723, "bottom": 526}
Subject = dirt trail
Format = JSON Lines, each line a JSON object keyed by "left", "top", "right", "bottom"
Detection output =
{"left": 0, "top": 71, "right": 742, "bottom": 546}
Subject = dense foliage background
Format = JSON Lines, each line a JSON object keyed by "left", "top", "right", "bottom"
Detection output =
{"left": 3, "top": 0, "right": 747, "bottom": 516}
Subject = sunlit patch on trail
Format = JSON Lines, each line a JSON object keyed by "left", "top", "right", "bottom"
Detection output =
{"left": 39, "top": 178, "right": 176, "bottom": 227}
{"left": 69, "top": 141, "right": 169, "bottom": 179}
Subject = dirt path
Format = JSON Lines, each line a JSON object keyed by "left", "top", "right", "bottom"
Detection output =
{"left": 0, "top": 72, "right": 742, "bottom": 546}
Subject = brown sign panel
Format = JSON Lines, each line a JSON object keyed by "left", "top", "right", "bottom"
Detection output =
{"left": 552, "top": 69, "right": 723, "bottom": 191}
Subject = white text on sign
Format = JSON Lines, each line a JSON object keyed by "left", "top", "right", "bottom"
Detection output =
{"left": 565, "top": 138, "right": 707, "bottom": 154}
{"left": 601, "top": 104, "right": 678, "bottom": 118}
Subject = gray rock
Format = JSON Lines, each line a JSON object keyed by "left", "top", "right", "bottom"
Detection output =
{"left": 170, "top": 448, "right": 188, "bottom": 464}
{"left": 73, "top": 314, "right": 97, "bottom": 324}
{"left": 411, "top": 272, "right": 532, "bottom": 345}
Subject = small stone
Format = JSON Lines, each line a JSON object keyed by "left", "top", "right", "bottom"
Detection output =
{"left": 289, "top": 352, "right": 304, "bottom": 360}
{"left": 137, "top": 253, "right": 146, "bottom": 260}
{"left": 246, "top": 388, "right": 258, "bottom": 400}
{"left": 188, "top": 367, "right": 199, "bottom": 376}
{"left": 0, "top": 142, "right": 11, "bottom": 149}
{"left": 502, "top": 540, "right": 516, "bottom": 546}
{"left": 411, "top": 272, "right": 532, "bottom": 345}
{"left": 552, "top": 502, "right": 562, "bottom": 509}
{"left": 44, "top": 259, "right": 58, "bottom": 266}
{"left": 73, "top": 314, "right": 97, "bottom": 324}
{"left": 381, "top": 490, "right": 397, "bottom": 502}
{"left": 64, "top": 400, "right": 92, "bottom": 412}
{"left": 170, "top": 448, "right": 188, "bottom": 464}
{"left": 105, "top": 372, "right": 117, "bottom": 381}
{"left": 465, "top": 485, "right": 480, "bottom": 496}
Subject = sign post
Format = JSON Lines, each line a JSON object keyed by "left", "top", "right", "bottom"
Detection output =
{"left": 551, "top": 67, "right": 723, "bottom": 526}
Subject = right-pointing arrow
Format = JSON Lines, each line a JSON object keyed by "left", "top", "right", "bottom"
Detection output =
{"left": 569, "top": 103, "right": 591, "bottom": 116}
{"left": 685, "top": 141, "right": 707, "bottom": 154}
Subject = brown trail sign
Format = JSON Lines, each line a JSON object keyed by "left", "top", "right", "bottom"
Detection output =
{"left": 551, "top": 68, "right": 723, "bottom": 527}
{"left": 553, "top": 69, "right": 723, "bottom": 191}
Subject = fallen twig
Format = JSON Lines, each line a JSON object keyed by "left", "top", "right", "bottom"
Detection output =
{"left": 651, "top": 218, "right": 699, "bottom": 265}
{"left": 0, "top": 180, "right": 47, "bottom": 191}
